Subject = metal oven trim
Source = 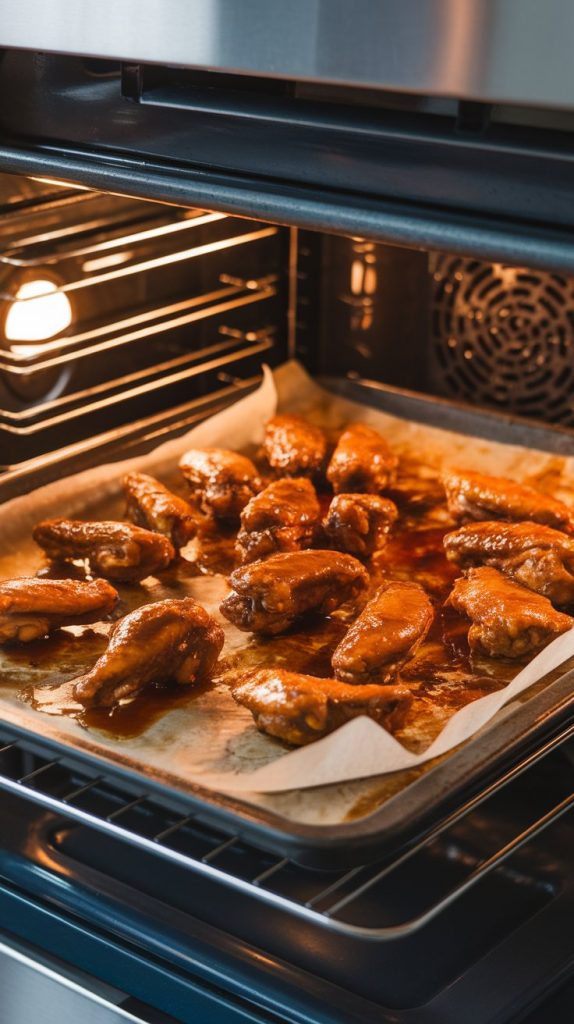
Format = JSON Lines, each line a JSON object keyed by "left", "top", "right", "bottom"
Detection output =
{"left": 2, "top": 0, "right": 574, "bottom": 112}
{"left": 3, "top": 145, "right": 574, "bottom": 275}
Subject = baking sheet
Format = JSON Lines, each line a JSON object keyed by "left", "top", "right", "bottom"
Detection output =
{"left": 1, "top": 361, "right": 574, "bottom": 828}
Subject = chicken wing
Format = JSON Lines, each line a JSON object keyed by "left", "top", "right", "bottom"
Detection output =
{"left": 179, "top": 448, "right": 260, "bottom": 520}
{"left": 124, "top": 472, "right": 198, "bottom": 548}
{"left": 322, "top": 493, "right": 398, "bottom": 557}
{"left": 442, "top": 469, "right": 574, "bottom": 533}
{"left": 332, "top": 581, "right": 434, "bottom": 684}
{"left": 220, "top": 549, "right": 369, "bottom": 634}
{"left": 446, "top": 566, "right": 573, "bottom": 658}
{"left": 72, "top": 597, "right": 224, "bottom": 706}
{"left": 263, "top": 415, "right": 327, "bottom": 477}
{"left": 232, "top": 668, "right": 413, "bottom": 745}
{"left": 0, "top": 577, "right": 118, "bottom": 644}
{"left": 236, "top": 477, "right": 320, "bottom": 563}
{"left": 327, "top": 423, "right": 398, "bottom": 494}
{"left": 33, "top": 519, "right": 175, "bottom": 583}
{"left": 444, "top": 520, "right": 574, "bottom": 605}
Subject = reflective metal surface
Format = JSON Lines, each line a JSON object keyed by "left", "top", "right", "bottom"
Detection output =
{"left": 0, "top": 0, "right": 574, "bottom": 110}
{"left": 0, "top": 937, "right": 158, "bottom": 1023}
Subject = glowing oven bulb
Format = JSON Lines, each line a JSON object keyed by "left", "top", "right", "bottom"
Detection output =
{"left": 5, "top": 279, "right": 72, "bottom": 354}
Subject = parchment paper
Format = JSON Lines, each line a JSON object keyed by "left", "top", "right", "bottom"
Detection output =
{"left": 1, "top": 361, "right": 574, "bottom": 821}
{"left": 204, "top": 627, "right": 574, "bottom": 791}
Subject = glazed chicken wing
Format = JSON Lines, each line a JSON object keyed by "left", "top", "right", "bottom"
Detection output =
{"left": 447, "top": 566, "right": 573, "bottom": 658}
{"left": 0, "top": 577, "right": 118, "bottom": 644}
{"left": 327, "top": 423, "right": 398, "bottom": 494}
{"left": 179, "top": 448, "right": 260, "bottom": 520}
{"left": 442, "top": 469, "right": 574, "bottom": 533}
{"left": 232, "top": 668, "right": 413, "bottom": 745}
{"left": 220, "top": 549, "right": 368, "bottom": 634}
{"left": 124, "top": 472, "right": 198, "bottom": 548}
{"left": 323, "top": 493, "right": 398, "bottom": 557}
{"left": 332, "top": 581, "right": 434, "bottom": 684}
{"left": 236, "top": 477, "right": 320, "bottom": 563}
{"left": 33, "top": 519, "right": 175, "bottom": 583}
{"left": 263, "top": 415, "right": 327, "bottom": 477}
{"left": 72, "top": 597, "right": 224, "bottom": 706}
{"left": 444, "top": 520, "right": 574, "bottom": 605}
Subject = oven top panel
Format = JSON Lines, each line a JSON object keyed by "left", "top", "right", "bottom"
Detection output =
{"left": 1, "top": 0, "right": 574, "bottom": 112}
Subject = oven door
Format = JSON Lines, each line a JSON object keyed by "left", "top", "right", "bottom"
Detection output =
{"left": 0, "top": 935, "right": 177, "bottom": 1024}
{"left": 1, "top": 35, "right": 574, "bottom": 270}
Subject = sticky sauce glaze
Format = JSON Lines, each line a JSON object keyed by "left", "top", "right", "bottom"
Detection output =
{"left": 10, "top": 469, "right": 530, "bottom": 750}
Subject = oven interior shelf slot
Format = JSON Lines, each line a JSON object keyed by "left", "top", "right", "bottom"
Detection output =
{"left": 0, "top": 208, "right": 225, "bottom": 269}
{"left": 0, "top": 276, "right": 279, "bottom": 372}
{"left": 0, "top": 291, "right": 277, "bottom": 422}
{"left": 0, "top": 720, "right": 571, "bottom": 942}
{"left": 0, "top": 184, "right": 286, "bottom": 464}
{"left": 0, "top": 221, "right": 276, "bottom": 308}
{"left": 0, "top": 187, "right": 208, "bottom": 264}
{"left": 0, "top": 375, "right": 260, "bottom": 485}
{"left": 0, "top": 333, "right": 274, "bottom": 466}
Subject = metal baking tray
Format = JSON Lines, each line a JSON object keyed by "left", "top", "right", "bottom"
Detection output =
{"left": 1, "top": 372, "right": 573, "bottom": 869}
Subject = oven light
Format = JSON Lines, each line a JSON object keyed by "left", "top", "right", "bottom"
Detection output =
{"left": 5, "top": 279, "right": 73, "bottom": 354}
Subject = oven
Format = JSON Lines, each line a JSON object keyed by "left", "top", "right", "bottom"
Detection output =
{"left": 0, "top": 5, "right": 573, "bottom": 1022}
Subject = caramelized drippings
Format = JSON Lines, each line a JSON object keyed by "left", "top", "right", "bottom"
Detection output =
{"left": 36, "top": 561, "right": 90, "bottom": 582}
{"left": 79, "top": 677, "right": 216, "bottom": 739}
{"left": 194, "top": 521, "right": 238, "bottom": 575}
{"left": 217, "top": 614, "right": 351, "bottom": 688}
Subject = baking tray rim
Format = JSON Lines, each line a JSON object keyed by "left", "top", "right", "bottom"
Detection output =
{"left": 0, "top": 664, "right": 572, "bottom": 871}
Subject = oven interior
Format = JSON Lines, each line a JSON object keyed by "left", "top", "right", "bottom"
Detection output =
{"left": 1, "top": 171, "right": 574, "bottom": 476}
{"left": 0, "top": 166, "right": 573, "bottom": 1022}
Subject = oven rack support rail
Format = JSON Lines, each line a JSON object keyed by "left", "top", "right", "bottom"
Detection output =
{"left": 0, "top": 373, "right": 259, "bottom": 487}
{"left": 0, "top": 720, "right": 572, "bottom": 940}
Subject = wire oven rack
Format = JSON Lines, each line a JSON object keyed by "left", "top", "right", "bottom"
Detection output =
{"left": 0, "top": 719, "right": 572, "bottom": 939}
{"left": 0, "top": 373, "right": 261, "bottom": 485}
{"left": 0, "top": 186, "right": 285, "bottom": 464}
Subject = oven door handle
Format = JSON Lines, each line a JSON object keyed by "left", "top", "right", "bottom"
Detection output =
{"left": 0, "top": 935, "right": 177, "bottom": 1024}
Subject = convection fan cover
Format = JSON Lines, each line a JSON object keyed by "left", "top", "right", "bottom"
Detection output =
{"left": 429, "top": 255, "right": 574, "bottom": 425}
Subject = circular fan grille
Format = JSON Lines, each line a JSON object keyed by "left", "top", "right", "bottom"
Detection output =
{"left": 429, "top": 255, "right": 574, "bottom": 425}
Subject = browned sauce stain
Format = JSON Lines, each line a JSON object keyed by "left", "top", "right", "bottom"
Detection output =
{"left": 36, "top": 562, "right": 90, "bottom": 582}
{"left": 377, "top": 524, "right": 457, "bottom": 600}
{"left": 79, "top": 677, "right": 217, "bottom": 740}
{"left": 217, "top": 614, "right": 351, "bottom": 688}
{"left": 2, "top": 630, "right": 83, "bottom": 666}
{"left": 5, "top": 628, "right": 108, "bottom": 676}
{"left": 344, "top": 765, "right": 430, "bottom": 821}
{"left": 317, "top": 492, "right": 333, "bottom": 516}
{"left": 194, "top": 521, "right": 238, "bottom": 576}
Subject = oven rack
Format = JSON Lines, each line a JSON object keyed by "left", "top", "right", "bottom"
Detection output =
{"left": 0, "top": 373, "right": 260, "bottom": 484}
{"left": 0, "top": 275, "right": 278, "bottom": 376}
{"left": 0, "top": 206, "right": 223, "bottom": 271}
{"left": 0, "top": 720, "right": 571, "bottom": 940}
{"left": 0, "top": 331, "right": 274, "bottom": 466}
{"left": 0, "top": 327, "right": 275, "bottom": 429}
{"left": 0, "top": 214, "right": 264, "bottom": 317}
{"left": 0, "top": 221, "right": 278, "bottom": 369}
{"left": 0, "top": 185, "right": 199, "bottom": 264}
{"left": 0, "top": 187, "right": 124, "bottom": 238}
{"left": 0, "top": 283, "right": 277, "bottom": 424}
